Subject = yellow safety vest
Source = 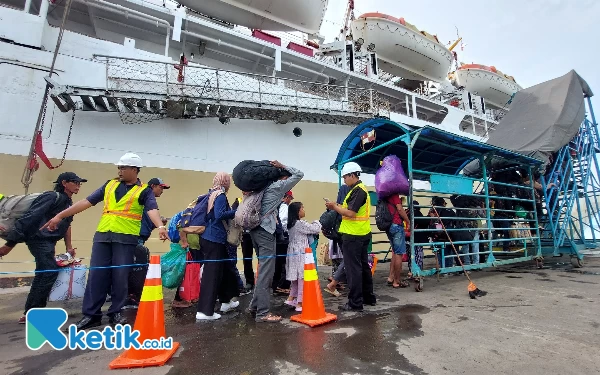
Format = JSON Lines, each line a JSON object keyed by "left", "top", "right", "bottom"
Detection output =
{"left": 338, "top": 182, "right": 371, "bottom": 236}
{"left": 96, "top": 179, "right": 147, "bottom": 235}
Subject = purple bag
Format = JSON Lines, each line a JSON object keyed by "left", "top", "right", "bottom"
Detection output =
{"left": 375, "top": 155, "right": 409, "bottom": 198}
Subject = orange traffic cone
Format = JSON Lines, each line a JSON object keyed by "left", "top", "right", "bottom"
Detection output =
{"left": 290, "top": 248, "right": 337, "bottom": 327}
{"left": 109, "top": 255, "right": 180, "bottom": 369}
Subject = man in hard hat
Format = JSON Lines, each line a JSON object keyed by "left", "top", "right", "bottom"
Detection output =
{"left": 43, "top": 152, "right": 168, "bottom": 330}
{"left": 325, "top": 162, "right": 376, "bottom": 311}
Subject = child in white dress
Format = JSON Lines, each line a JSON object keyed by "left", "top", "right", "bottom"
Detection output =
{"left": 284, "top": 202, "right": 322, "bottom": 312}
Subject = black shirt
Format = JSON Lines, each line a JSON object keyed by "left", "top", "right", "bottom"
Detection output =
{"left": 5, "top": 191, "right": 73, "bottom": 246}
{"left": 344, "top": 181, "right": 368, "bottom": 213}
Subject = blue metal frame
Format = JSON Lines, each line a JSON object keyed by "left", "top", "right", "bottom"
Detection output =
{"left": 332, "top": 120, "right": 544, "bottom": 277}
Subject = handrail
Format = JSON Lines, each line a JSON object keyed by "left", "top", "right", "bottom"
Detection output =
{"left": 75, "top": 0, "right": 171, "bottom": 56}
{"left": 93, "top": 54, "right": 379, "bottom": 92}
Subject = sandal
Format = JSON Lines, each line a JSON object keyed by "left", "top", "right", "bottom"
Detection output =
{"left": 392, "top": 280, "right": 410, "bottom": 288}
{"left": 172, "top": 300, "right": 192, "bottom": 308}
{"left": 386, "top": 279, "right": 393, "bottom": 286}
{"left": 256, "top": 313, "right": 282, "bottom": 323}
{"left": 323, "top": 287, "right": 341, "bottom": 297}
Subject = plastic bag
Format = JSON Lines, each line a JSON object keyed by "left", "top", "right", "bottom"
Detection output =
{"left": 375, "top": 155, "right": 409, "bottom": 198}
{"left": 161, "top": 243, "right": 188, "bottom": 289}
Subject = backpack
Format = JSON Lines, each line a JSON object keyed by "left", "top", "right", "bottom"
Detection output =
{"left": 179, "top": 193, "right": 210, "bottom": 234}
{"left": 375, "top": 198, "right": 395, "bottom": 232}
{"left": 234, "top": 190, "right": 267, "bottom": 230}
{"left": 0, "top": 192, "right": 60, "bottom": 240}
{"left": 319, "top": 209, "right": 342, "bottom": 241}
{"left": 168, "top": 211, "right": 184, "bottom": 243}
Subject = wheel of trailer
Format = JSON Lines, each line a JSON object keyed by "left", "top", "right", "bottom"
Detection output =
{"left": 571, "top": 257, "right": 584, "bottom": 268}
{"left": 415, "top": 278, "right": 424, "bottom": 292}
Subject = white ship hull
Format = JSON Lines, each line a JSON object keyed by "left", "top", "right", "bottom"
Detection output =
{"left": 0, "top": 1, "right": 500, "bottom": 276}
{"left": 176, "top": 0, "right": 328, "bottom": 34}
{"left": 351, "top": 14, "right": 453, "bottom": 82}
{"left": 455, "top": 67, "right": 522, "bottom": 108}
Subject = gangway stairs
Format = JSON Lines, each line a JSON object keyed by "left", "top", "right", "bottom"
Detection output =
{"left": 541, "top": 97, "right": 600, "bottom": 267}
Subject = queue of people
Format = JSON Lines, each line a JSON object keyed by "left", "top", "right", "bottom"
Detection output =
{"left": 1, "top": 152, "right": 539, "bottom": 328}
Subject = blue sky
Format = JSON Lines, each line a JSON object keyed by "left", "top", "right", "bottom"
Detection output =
{"left": 320, "top": 0, "right": 599, "bottom": 108}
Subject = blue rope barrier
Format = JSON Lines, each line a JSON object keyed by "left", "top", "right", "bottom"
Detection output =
{"left": 0, "top": 252, "right": 309, "bottom": 275}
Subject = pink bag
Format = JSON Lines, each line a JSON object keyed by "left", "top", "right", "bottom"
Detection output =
{"left": 375, "top": 155, "right": 409, "bottom": 199}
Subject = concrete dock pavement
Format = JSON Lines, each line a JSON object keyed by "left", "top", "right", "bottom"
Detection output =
{"left": 1, "top": 256, "right": 600, "bottom": 374}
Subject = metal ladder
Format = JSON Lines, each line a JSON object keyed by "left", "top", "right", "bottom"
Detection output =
{"left": 541, "top": 98, "right": 600, "bottom": 266}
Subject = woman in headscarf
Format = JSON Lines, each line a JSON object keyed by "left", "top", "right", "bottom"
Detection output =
{"left": 196, "top": 172, "right": 238, "bottom": 321}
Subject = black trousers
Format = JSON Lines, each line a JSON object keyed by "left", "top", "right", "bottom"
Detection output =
{"left": 272, "top": 242, "right": 290, "bottom": 291}
{"left": 494, "top": 218, "right": 512, "bottom": 250}
{"left": 241, "top": 232, "right": 256, "bottom": 287}
{"left": 83, "top": 241, "right": 134, "bottom": 317}
{"left": 197, "top": 238, "right": 238, "bottom": 316}
{"left": 24, "top": 241, "right": 59, "bottom": 314}
{"left": 341, "top": 233, "right": 375, "bottom": 309}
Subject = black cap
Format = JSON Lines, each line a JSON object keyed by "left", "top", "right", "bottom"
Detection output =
{"left": 147, "top": 177, "right": 170, "bottom": 189}
{"left": 53, "top": 172, "right": 87, "bottom": 184}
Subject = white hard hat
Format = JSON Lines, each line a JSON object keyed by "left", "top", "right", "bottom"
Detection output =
{"left": 116, "top": 152, "right": 143, "bottom": 168}
{"left": 340, "top": 162, "right": 362, "bottom": 176}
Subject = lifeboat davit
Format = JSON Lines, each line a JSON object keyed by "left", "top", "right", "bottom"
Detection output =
{"left": 177, "top": 0, "right": 328, "bottom": 34}
{"left": 351, "top": 13, "right": 453, "bottom": 82}
{"left": 453, "top": 64, "right": 522, "bottom": 108}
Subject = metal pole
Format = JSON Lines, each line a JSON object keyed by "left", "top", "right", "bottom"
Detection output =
{"left": 21, "top": 0, "right": 75, "bottom": 193}
{"left": 480, "top": 155, "right": 494, "bottom": 264}
{"left": 527, "top": 165, "right": 542, "bottom": 257}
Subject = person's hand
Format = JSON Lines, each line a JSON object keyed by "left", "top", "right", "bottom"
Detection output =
{"left": 0, "top": 245, "right": 14, "bottom": 257}
{"left": 232, "top": 198, "right": 240, "bottom": 210}
{"left": 41, "top": 216, "right": 62, "bottom": 231}
{"left": 179, "top": 234, "right": 189, "bottom": 249}
{"left": 158, "top": 227, "right": 169, "bottom": 242}
{"left": 325, "top": 201, "right": 336, "bottom": 210}
{"left": 66, "top": 247, "right": 76, "bottom": 257}
{"left": 270, "top": 160, "right": 285, "bottom": 169}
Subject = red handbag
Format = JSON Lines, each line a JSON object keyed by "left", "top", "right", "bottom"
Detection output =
{"left": 178, "top": 251, "right": 201, "bottom": 302}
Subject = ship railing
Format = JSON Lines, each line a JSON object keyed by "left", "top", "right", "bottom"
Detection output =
{"left": 91, "top": 55, "right": 390, "bottom": 124}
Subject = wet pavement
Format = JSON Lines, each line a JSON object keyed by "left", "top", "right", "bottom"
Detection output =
{"left": 2, "top": 256, "right": 600, "bottom": 374}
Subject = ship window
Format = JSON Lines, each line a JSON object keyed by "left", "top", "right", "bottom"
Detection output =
{"left": 293, "top": 127, "right": 303, "bottom": 137}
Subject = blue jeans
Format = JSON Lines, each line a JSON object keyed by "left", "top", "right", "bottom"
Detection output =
{"left": 387, "top": 223, "right": 406, "bottom": 255}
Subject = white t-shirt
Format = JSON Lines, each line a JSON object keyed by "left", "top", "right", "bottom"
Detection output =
{"left": 279, "top": 203, "right": 289, "bottom": 232}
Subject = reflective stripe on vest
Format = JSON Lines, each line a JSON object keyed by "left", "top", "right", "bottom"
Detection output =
{"left": 338, "top": 182, "right": 371, "bottom": 236}
{"left": 96, "top": 179, "right": 146, "bottom": 235}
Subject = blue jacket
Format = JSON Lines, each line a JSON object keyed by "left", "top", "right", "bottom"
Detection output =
{"left": 201, "top": 194, "right": 236, "bottom": 245}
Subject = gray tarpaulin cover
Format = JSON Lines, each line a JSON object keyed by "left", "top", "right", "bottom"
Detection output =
{"left": 487, "top": 69, "right": 593, "bottom": 153}
{"left": 463, "top": 70, "right": 593, "bottom": 176}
